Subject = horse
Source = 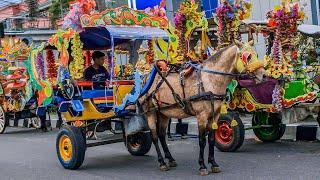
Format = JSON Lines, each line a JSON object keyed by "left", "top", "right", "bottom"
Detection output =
{"left": 139, "top": 40, "right": 265, "bottom": 175}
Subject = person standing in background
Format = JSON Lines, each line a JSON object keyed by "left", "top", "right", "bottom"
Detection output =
{"left": 167, "top": 118, "right": 188, "bottom": 140}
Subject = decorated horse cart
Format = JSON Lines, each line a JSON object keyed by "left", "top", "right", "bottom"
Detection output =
{"left": 44, "top": 3, "right": 171, "bottom": 169}
{"left": 213, "top": 0, "right": 320, "bottom": 152}
{"left": 0, "top": 38, "right": 42, "bottom": 134}
{"left": 45, "top": 0, "right": 265, "bottom": 174}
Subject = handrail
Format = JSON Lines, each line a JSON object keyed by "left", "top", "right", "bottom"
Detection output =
{"left": 76, "top": 80, "right": 135, "bottom": 87}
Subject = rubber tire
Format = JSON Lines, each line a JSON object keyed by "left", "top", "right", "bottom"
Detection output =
{"left": 0, "top": 106, "right": 6, "bottom": 134}
{"left": 252, "top": 112, "right": 286, "bottom": 142}
{"left": 125, "top": 132, "right": 152, "bottom": 156}
{"left": 215, "top": 113, "right": 245, "bottom": 152}
{"left": 56, "top": 125, "right": 86, "bottom": 170}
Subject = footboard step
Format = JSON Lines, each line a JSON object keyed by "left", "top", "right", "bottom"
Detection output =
{"left": 283, "top": 124, "right": 319, "bottom": 141}
{"left": 296, "top": 125, "right": 318, "bottom": 141}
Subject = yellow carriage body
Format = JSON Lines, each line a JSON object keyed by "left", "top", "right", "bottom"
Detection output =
{"left": 62, "top": 82, "right": 134, "bottom": 122}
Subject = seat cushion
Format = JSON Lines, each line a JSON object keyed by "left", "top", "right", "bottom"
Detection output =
{"left": 238, "top": 78, "right": 278, "bottom": 104}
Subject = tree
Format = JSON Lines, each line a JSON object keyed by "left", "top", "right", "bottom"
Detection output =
{"left": 25, "top": 0, "right": 39, "bottom": 21}
{"left": 48, "top": 0, "right": 69, "bottom": 28}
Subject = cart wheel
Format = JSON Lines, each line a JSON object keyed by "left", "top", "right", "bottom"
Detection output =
{"left": 125, "top": 132, "right": 152, "bottom": 156}
{"left": 252, "top": 112, "right": 286, "bottom": 142}
{"left": 215, "top": 113, "right": 244, "bottom": 152}
{"left": 30, "top": 117, "right": 41, "bottom": 129}
{"left": 0, "top": 106, "right": 6, "bottom": 134}
{"left": 56, "top": 125, "right": 86, "bottom": 170}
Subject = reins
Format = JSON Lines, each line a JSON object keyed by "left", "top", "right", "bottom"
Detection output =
{"left": 185, "top": 61, "right": 249, "bottom": 78}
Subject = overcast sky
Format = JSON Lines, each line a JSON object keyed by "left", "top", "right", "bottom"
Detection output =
{"left": 0, "top": 0, "right": 23, "bottom": 8}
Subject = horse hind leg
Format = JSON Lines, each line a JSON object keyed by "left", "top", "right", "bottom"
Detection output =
{"left": 157, "top": 114, "right": 177, "bottom": 167}
{"left": 147, "top": 113, "right": 169, "bottom": 171}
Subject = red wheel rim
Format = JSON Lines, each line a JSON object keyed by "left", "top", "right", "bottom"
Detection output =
{"left": 215, "top": 121, "right": 234, "bottom": 145}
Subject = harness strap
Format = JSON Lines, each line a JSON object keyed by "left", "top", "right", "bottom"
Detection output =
{"left": 142, "top": 91, "right": 225, "bottom": 114}
{"left": 179, "top": 72, "right": 195, "bottom": 115}
{"left": 154, "top": 64, "right": 186, "bottom": 110}
{"left": 186, "top": 61, "right": 249, "bottom": 78}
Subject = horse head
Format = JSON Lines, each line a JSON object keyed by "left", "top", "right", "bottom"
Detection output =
{"left": 234, "top": 39, "right": 266, "bottom": 82}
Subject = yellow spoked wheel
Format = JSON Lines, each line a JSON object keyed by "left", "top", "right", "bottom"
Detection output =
{"left": 59, "top": 135, "right": 73, "bottom": 162}
{"left": 56, "top": 125, "right": 86, "bottom": 170}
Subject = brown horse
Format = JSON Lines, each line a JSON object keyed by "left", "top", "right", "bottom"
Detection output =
{"left": 140, "top": 40, "right": 265, "bottom": 175}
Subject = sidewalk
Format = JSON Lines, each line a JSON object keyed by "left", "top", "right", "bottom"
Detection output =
{"left": 169, "top": 114, "right": 320, "bottom": 141}
{"left": 44, "top": 113, "right": 320, "bottom": 141}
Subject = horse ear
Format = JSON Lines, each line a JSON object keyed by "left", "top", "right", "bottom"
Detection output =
{"left": 248, "top": 40, "right": 254, "bottom": 46}
{"left": 234, "top": 39, "right": 243, "bottom": 48}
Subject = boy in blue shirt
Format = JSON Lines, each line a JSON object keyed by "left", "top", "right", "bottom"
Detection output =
{"left": 84, "top": 51, "right": 110, "bottom": 88}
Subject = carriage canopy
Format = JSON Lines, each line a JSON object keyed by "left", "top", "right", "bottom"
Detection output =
{"left": 79, "top": 26, "right": 169, "bottom": 50}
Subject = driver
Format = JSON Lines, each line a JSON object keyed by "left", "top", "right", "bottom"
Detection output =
{"left": 84, "top": 51, "right": 110, "bottom": 89}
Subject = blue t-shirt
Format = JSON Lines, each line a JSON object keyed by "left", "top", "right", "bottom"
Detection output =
{"left": 84, "top": 65, "right": 110, "bottom": 88}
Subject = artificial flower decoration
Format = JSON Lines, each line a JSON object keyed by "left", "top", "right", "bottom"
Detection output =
{"left": 69, "top": 32, "right": 85, "bottom": 79}
{"left": 215, "top": 0, "right": 252, "bottom": 48}
{"left": 84, "top": 50, "right": 91, "bottom": 68}
{"left": 145, "top": 0, "right": 167, "bottom": 18}
{"left": 46, "top": 49, "right": 58, "bottom": 85}
{"left": 1, "top": 38, "right": 30, "bottom": 61}
{"left": 48, "top": 29, "right": 75, "bottom": 67}
{"left": 145, "top": 40, "right": 155, "bottom": 69}
{"left": 36, "top": 53, "right": 45, "bottom": 80}
{"left": 62, "top": 0, "right": 96, "bottom": 32}
{"left": 123, "top": 63, "right": 134, "bottom": 77}
{"left": 265, "top": 0, "right": 304, "bottom": 79}
{"left": 114, "top": 64, "right": 121, "bottom": 77}
{"left": 135, "top": 59, "right": 148, "bottom": 73}
{"left": 172, "top": 0, "right": 207, "bottom": 63}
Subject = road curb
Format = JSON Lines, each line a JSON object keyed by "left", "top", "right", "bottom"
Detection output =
{"left": 169, "top": 121, "right": 320, "bottom": 141}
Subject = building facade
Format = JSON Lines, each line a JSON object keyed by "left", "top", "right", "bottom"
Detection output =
{"left": 1, "top": 0, "right": 52, "bottom": 32}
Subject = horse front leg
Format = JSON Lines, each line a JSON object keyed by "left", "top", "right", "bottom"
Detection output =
{"left": 208, "top": 112, "right": 222, "bottom": 173}
{"left": 146, "top": 113, "right": 169, "bottom": 171}
{"left": 197, "top": 119, "right": 209, "bottom": 176}
{"left": 158, "top": 114, "right": 177, "bottom": 167}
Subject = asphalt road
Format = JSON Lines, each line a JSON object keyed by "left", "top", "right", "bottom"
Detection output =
{"left": 0, "top": 128, "right": 319, "bottom": 180}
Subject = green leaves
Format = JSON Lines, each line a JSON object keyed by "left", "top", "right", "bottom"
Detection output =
{"left": 49, "top": 0, "right": 69, "bottom": 28}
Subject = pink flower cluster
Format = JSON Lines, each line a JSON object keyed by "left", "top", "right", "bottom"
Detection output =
{"left": 173, "top": 12, "right": 186, "bottom": 29}
{"left": 267, "top": 3, "right": 303, "bottom": 34}
{"left": 36, "top": 53, "right": 45, "bottom": 80}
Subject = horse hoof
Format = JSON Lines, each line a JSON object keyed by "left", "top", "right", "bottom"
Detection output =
{"left": 160, "top": 164, "right": 170, "bottom": 171}
{"left": 211, "top": 166, "right": 222, "bottom": 173}
{"left": 199, "top": 169, "right": 209, "bottom": 176}
{"left": 168, "top": 160, "right": 178, "bottom": 167}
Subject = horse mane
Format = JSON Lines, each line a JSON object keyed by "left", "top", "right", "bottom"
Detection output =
{"left": 205, "top": 44, "right": 236, "bottom": 64}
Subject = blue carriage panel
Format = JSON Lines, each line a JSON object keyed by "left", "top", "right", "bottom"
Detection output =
{"left": 114, "top": 67, "right": 157, "bottom": 114}
{"left": 82, "top": 89, "right": 113, "bottom": 99}
{"left": 36, "top": 106, "right": 47, "bottom": 116}
{"left": 140, "top": 67, "right": 157, "bottom": 97}
{"left": 71, "top": 100, "right": 84, "bottom": 112}
{"left": 59, "top": 102, "right": 71, "bottom": 113}
{"left": 59, "top": 100, "right": 84, "bottom": 113}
